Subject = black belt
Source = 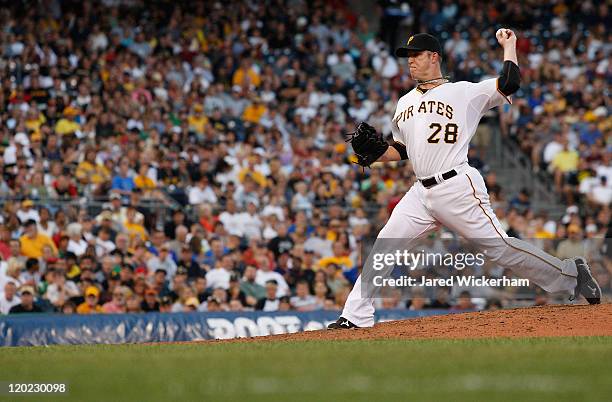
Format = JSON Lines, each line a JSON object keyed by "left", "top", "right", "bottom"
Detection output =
{"left": 420, "top": 169, "right": 457, "bottom": 189}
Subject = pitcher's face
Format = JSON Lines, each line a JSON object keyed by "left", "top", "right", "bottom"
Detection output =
{"left": 407, "top": 51, "right": 438, "bottom": 80}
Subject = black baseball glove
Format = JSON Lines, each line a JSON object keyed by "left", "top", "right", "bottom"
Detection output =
{"left": 344, "top": 122, "right": 389, "bottom": 168}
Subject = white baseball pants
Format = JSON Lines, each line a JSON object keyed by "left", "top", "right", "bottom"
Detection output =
{"left": 342, "top": 165, "right": 578, "bottom": 327}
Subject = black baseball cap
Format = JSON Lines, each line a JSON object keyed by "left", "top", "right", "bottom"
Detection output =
{"left": 395, "top": 33, "right": 443, "bottom": 58}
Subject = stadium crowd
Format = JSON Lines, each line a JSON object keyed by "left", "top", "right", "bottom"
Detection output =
{"left": 0, "top": 0, "right": 610, "bottom": 315}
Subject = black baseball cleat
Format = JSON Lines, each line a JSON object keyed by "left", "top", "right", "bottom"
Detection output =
{"left": 327, "top": 317, "right": 359, "bottom": 330}
{"left": 572, "top": 257, "right": 601, "bottom": 305}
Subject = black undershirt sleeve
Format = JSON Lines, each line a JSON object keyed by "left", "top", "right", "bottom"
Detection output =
{"left": 391, "top": 142, "right": 408, "bottom": 160}
{"left": 498, "top": 60, "right": 521, "bottom": 96}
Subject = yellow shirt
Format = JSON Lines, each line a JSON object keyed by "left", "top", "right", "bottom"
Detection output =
{"left": 232, "top": 67, "right": 261, "bottom": 88}
{"left": 76, "top": 303, "right": 104, "bottom": 314}
{"left": 535, "top": 229, "right": 555, "bottom": 239}
{"left": 134, "top": 175, "right": 156, "bottom": 190}
{"left": 316, "top": 256, "right": 354, "bottom": 270}
{"left": 75, "top": 161, "right": 110, "bottom": 184}
{"left": 25, "top": 113, "right": 46, "bottom": 131}
{"left": 19, "top": 233, "right": 58, "bottom": 258}
{"left": 124, "top": 221, "right": 148, "bottom": 241}
{"left": 326, "top": 231, "right": 338, "bottom": 242}
{"left": 55, "top": 118, "right": 81, "bottom": 135}
{"left": 551, "top": 150, "right": 579, "bottom": 172}
{"left": 242, "top": 104, "right": 267, "bottom": 124}
{"left": 188, "top": 114, "right": 208, "bottom": 134}
{"left": 238, "top": 168, "right": 267, "bottom": 187}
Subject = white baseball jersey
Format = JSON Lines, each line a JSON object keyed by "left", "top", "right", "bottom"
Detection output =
{"left": 339, "top": 77, "right": 581, "bottom": 328}
{"left": 390, "top": 78, "right": 510, "bottom": 178}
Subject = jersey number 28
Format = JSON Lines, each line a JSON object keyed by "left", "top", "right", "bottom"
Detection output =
{"left": 427, "top": 123, "right": 458, "bottom": 144}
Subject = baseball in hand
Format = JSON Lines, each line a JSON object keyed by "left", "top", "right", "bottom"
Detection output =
{"left": 496, "top": 28, "right": 516, "bottom": 46}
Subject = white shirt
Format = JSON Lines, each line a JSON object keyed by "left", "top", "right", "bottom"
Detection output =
{"left": 205, "top": 268, "right": 231, "bottom": 290}
{"left": 543, "top": 141, "right": 563, "bottom": 164}
{"left": 303, "top": 237, "right": 333, "bottom": 257}
{"left": 261, "top": 205, "right": 285, "bottom": 221}
{"left": 596, "top": 165, "right": 612, "bottom": 182}
{"left": 67, "top": 239, "right": 88, "bottom": 257}
{"left": 147, "top": 256, "right": 177, "bottom": 278}
{"left": 219, "top": 212, "right": 243, "bottom": 236}
{"left": 579, "top": 176, "right": 599, "bottom": 195}
{"left": 372, "top": 55, "right": 399, "bottom": 78}
{"left": 330, "top": 163, "right": 350, "bottom": 178}
{"left": 391, "top": 78, "right": 508, "bottom": 178}
{"left": 95, "top": 238, "right": 116, "bottom": 257}
{"left": 188, "top": 185, "right": 218, "bottom": 205}
{"left": 260, "top": 298, "right": 279, "bottom": 312}
{"left": 17, "top": 209, "right": 40, "bottom": 223}
{"left": 444, "top": 38, "right": 470, "bottom": 59}
{"left": 294, "top": 106, "right": 317, "bottom": 124}
{"left": 37, "top": 221, "right": 58, "bottom": 238}
{"left": 349, "top": 216, "right": 370, "bottom": 228}
{"left": 591, "top": 185, "right": 612, "bottom": 205}
{"left": 290, "top": 295, "right": 318, "bottom": 310}
{"left": 262, "top": 226, "right": 278, "bottom": 240}
{"left": 348, "top": 104, "right": 371, "bottom": 122}
{"left": 255, "top": 270, "right": 289, "bottom": 297}
{"left": 235, "top": 213, "right": 262, "bottom": 240}
{"left": 45, "top": 281, "right": 80, "bottom": 305}
{"left": 292, "top": 193, "right": 312, "bottom": 212}
{"left": 0, "top": 293, "right": 21, "bottom": 314}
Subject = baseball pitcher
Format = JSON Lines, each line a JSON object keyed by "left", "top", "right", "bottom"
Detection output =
{"left": 329, "top": 30, "right": 601, "bottom": 329}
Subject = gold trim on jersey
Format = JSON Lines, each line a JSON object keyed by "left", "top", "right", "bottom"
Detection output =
{"left": 465, "top": 174, "right": 576, "bottom": 278}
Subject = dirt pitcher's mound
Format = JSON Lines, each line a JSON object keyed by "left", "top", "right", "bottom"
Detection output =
{"left": 230, "top": 304, "right": 612, "bottom": 343}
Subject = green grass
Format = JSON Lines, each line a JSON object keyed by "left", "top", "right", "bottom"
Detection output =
{"left": 1, "top": 337, "right": 611, "bottom": 402}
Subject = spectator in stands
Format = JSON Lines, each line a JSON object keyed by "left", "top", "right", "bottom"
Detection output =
{"left": 406, "top": 288, "right": 427, "bottom": 310}
{"left": 66, "top": 223, "right": 88, "bottom": 257}
{"left": 76, "top": 286, "right": 103, "bottom": 314}
{"left": 427, "top": 288, "right": 451, "bottom": 309}
{"left": 141, "top": 288, "right": 160, "bottom": 312}
{"left": 61, "top": 301, "right": 76, "bottom": 315}
{"left": 485, "top": 299, "right": 503, "bottom": 310}
{"left": 255, "top": 280, "right": 280, "bottom": 311}
{"left": 227, "top": 274, "right": 248, "bottom": 309}
{"left": 147, "top": 244, "right": 177, "bottom": 278}
{"left": 452, "top": 291, "right": 476, "bottom": 311}
{"left": 126, "top": 294, "right": 143, "bottom": 313}
{"left": 3, "top": 258, "right": 24, "bottom": 289}
{"left": 44, "top": 269, "right": 80, "bottom": 309}
{"left": 240, "top": 265, "right": 266, "bottom": 304}
{"left": 19, "top": 220, "right": 57, "bottom": 259}
{"left": 102, "top": 286, "right": 128, "bottom": 314}
{"left": 159, "top": 296, "right": 173, "bottom": 313}
{"left": 551, "top": 139, "right": 579, "bottom": 193}
{"left": 9, "top": 286, "right": 42, "bottom": 314}
{"left": 0, "top": 281, "right": 20, "bottom": 314}
{"left": 587, "top": 177, "right": 612, "bottom": 207}
{"left": 17, "top": 200, "right": 40, "bottom": 223}
{"left": 556, "top": 224, "right": 586, "bottom": 260}
{"left": 255, "top": 258, "right": 289, "bottom": 297}
{"left": 205, "top": 258, "right": 231, "bottom": 290}
{"left": 290, "top": 280, "right": 318, "bottom": 311}
{"left": 111, "top": 159, "right": 136, "bottom": 198}
{"left": 20, "top": 258, "right": 41, "bottom": 287}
